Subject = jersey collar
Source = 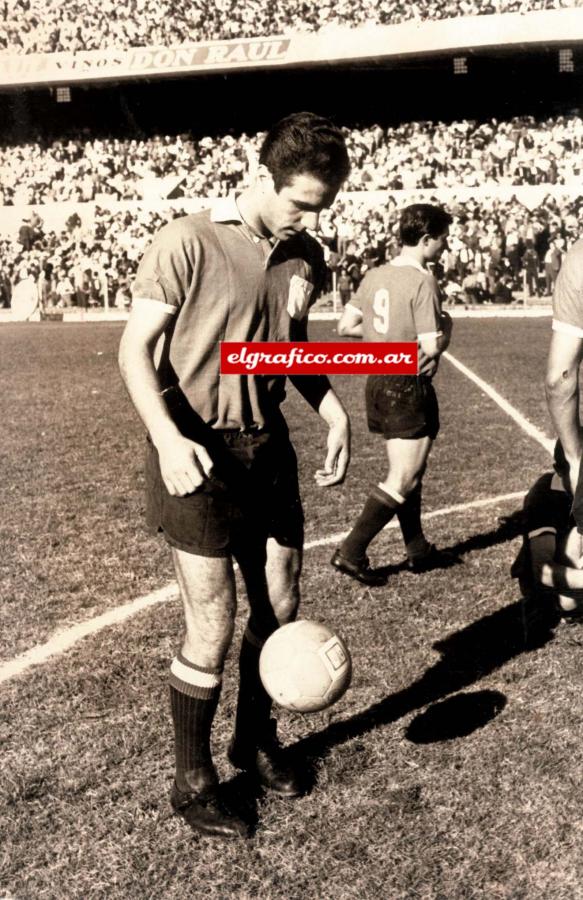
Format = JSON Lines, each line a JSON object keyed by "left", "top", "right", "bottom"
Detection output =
{"left": 390, "top": 255, "right": 427, "bottom": 274}
{"left": 210, "top": 196, "right": 244, "bottom": 224}
{"left": 210, "top": 194, "right": 279, "bottom": 266}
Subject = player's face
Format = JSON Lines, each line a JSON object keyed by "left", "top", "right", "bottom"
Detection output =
{"left": 425, "top": 228, "right": 450, "bottom": 262}
{"left": 259, "top": 171, "right": 339, "bottom": 241}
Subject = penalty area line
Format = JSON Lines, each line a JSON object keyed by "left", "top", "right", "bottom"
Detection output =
{"left": 0, "top": 489, "right": 525, "bottom": 687}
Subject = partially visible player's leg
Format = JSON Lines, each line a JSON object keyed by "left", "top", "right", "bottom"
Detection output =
{"left": 230, "top": 538, "right": 305, "bottom": 796}
{"left": 169, "top": 548, "right": 247, "bottom": 837}
{"left": 333, "top": 375, "right": 431, "bottom": 584}
{"left": 384, "top": 436, "right": 433, "bottom": 565}
{"left": 334, "top": 435, "right": 431, "bottom": 572}
{"left": 380, "top": 434, "right": 432, "bottom": 498}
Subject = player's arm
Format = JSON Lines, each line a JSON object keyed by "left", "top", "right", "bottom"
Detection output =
{"left": 545, "top": 329, "right": 583, "bottom": 495}
{"left": 118, "top": 301, "right": 213, "bottom": 496}
{"left": 337, "top": 302, "right": 363, "bottom": 338}
{"left": 416, "top": 279, "right": 452, "bottom": 360}
{"left": 529, "top": 531, "right": 583, "bottom": 591}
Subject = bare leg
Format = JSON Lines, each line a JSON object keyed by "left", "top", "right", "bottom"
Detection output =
{"left": 379, "top": 435, "right": 433, "bottom": 499}
{"left": 172, "top": 548, "right": 237, "bottom": 667}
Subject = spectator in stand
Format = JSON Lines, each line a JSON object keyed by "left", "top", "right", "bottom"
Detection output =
{"left": 2, "top": 194, "right": 583, "bottom": 309}
{"left": 337, "top": 267, "right": 353, "bottom": 306}
{"left": 55, "top": 268, "right": 76, "bottom": 307}
{"left": 462, "top": 266, "right": 488, "bottom": 305}
{"left": 1, "top": 0, "right": 580, "bottom": 55}
{"left": 492, "top": 272, "right": 515, "bottom": 304}
{"left": 523, "top": 241, "right": 540, "bottom": 298}
{"left": 544, "top": 239, "right": 563, "bottom": 296}
{"left": 18, "top": 219, "right": 35, "bottom": 252}
{"left": 38, "top": 262, "right": 57, "bottom": 310}
{"left": 0, "top": 266, "right": 11, "bottom": 307}
{"left": 2, "top": 115, "right": 583, "bottom": 207}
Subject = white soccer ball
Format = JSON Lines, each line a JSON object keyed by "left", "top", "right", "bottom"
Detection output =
{"left": 259, "top": 620, "right": 352, "bottom": 713}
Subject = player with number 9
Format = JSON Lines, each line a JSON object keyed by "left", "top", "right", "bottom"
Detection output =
{"left": 331, "top": 203, "right": 456, "bottom": 586}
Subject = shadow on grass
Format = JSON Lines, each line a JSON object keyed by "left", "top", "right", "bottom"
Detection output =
{"left": 405, "top": 690, "right": 507, "bottom": 743}
{"left": 228, "top": 515, "right": 531, "bottom": 824}
{"left": 288, "top": 588, "right": 559, "bottom": 791}
{"left": 374, "top": 511, "right": 524, "bottom": 579}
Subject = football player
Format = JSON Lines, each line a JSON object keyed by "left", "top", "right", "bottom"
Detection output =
{"left": 119, "top": 113, "right": 351, "bottom": 839}
{"left": 546, "top": 236, "right": 583, "bottom": 543}
{"left": 331, "top": 203, "right": 455, "bottom": 586}
{"left": 512, "top": 442, "right": 583, "bottom": 633}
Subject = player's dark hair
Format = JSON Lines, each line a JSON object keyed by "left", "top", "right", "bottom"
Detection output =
{"left": 259, "top": 112, "right": 350, "bottom": 192}
{"left": 399, "top": 204, "right": 453, "bottom": 246}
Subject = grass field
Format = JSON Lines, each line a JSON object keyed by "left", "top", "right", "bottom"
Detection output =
{"left": 2, "top": 316, "right": 583, "bottom": 900}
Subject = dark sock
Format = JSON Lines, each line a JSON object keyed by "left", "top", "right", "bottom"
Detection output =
{"left": 396, "top": 484, "right": 431, "bottom": 560}
{"left": 341, "top": 485, "right": 401, "bottom": 562}
{"left": 169, "top": 653, "right": 222, "bottom": 792}
{"left": 234, "top": 629, "right": 273, "bottom": 748}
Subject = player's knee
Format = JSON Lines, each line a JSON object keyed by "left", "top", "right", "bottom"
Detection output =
{"left": 383, "top": 471, "right": 420, "bottom": 499}
{"left": 404, "top": 471, "right": 423, "bottom": 496}
{"left": 272, "top": 590, "right": 300, "bottom": 626}
{"left": 270, "top": 568, "right": 301, "bottom": 624}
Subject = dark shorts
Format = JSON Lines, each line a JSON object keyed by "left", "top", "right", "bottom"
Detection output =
{"left": 145, "top": 427, "right": 304, "bottom": 558}
{"left": 365, "top": 374, "right": 440, "bottom": 441}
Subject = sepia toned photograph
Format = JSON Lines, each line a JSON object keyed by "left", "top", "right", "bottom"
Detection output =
{"left": 2, "top": 2, "right": 583, "bottom": 897}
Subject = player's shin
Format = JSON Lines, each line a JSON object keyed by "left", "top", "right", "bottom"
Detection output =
{"left": 229, "top": 625, "right": 305, "bottom": 796}
{"left": 340, "top": 484, "right": 403, "bottom": 562}
{"left": 169, "top": 652, "right": 223, "bottom": 792}
{"left": 232, "top": 627, "right": 272, "bottom": 751}
{"left": 396, "top": 483, "right": 431, "bottom": 561}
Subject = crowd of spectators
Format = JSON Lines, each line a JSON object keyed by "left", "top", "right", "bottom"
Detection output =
{"left": 0, "top": 206, "right": 185, "bottom": 310}
{"left": 1, "top": 0, "right": 576, "bottom": 54}
{"left": 2, "top": 193, "right": 582, "bottom": 311}
{"left": 2, "top": 115, "right": 583, "bottom": 207}
{"left": 321, "top": 193, "right": 583, "bottom": 305}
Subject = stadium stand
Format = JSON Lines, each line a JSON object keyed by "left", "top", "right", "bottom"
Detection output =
{"left": 2, "top": 194, "right": 582, "bottom": 310}
{"left": 1, "top": 116, "right": 582, "bottom": 206}
{"left": 0, "top": 0, "right": 578, "bottom": 53}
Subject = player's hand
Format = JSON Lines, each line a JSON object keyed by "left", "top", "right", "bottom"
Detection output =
{"left": 440, "top": 309, "right": 453, "bottom": 336}
{"left": 567, "top": 454, "right": 581, "bottom": 499}
{"left": 315, "top": 415, "right": 350, "bottom": 487}
{"left": 156, "top": 434, "right": 214, "bottom": 496}
{"left": 418, "top": 348, "right": 438, "bottom": 377}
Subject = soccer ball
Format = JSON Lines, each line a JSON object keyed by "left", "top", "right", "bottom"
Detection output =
{"left": 259, "top": 620, "right": 352, "bottom": 713}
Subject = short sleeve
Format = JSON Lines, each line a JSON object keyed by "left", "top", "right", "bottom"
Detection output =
{"left": 132, "top": 221, "right": 194, "bottom": 313}
{"left": 412, "top": 274, "right": 442, "bottom": 338}
{"left": 552, "top": 240, "right": 583, "bottom": 337}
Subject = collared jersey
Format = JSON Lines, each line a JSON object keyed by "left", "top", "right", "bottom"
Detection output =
{"left": 552, "top": 238, "right": 583, "bottom": 339}
{"left": 132, "top": 197, "right": 325, "bottom": 429}
{"left": 346, "top": 256, "right": 442, "bottom": 344}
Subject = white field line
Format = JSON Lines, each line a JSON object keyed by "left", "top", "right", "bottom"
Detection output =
{"left": 304, "top": 490, "right": 526, "bottom": 550}
{"left": 443, "top": 351, "right": 555, "bottom": 455}
{"left": 0, "top": 490, "right": 525, "bottom": 686}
